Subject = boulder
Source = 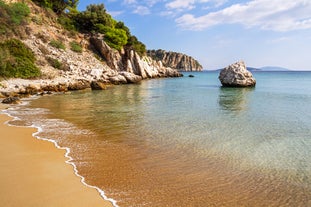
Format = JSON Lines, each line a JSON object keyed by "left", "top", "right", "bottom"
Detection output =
{"left": 68, "top": 79, "right": 90, "bottom": 90}
{"left": 90, "top": 81, "right": 107, "bottom": 90}
{"left": 23, "top": 84, "right": 42, "bottom": 95}
{"left": 219, "top": 61, "right": 256, "bottom": 87}
{"left": 0, "top": 92, "right": 6, "bottom": 99}
{"left": 120, "top": 72, "right": 142, "bottom": 83}
{"left": 162, "top": 67, "right": 184, "bottom": 77}
{"left": 2, "top": 96, "right": 20, "bottom": 104}
{"left": 109, "top": 75, "right": 128, "bottom": 85}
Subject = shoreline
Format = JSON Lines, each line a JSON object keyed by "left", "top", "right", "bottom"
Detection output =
{"left": 0, "top": 103, "right": 115, "bottom": 207}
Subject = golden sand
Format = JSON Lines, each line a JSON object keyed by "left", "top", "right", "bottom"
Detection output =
{"left": 0, "top": 104, "right": 113, "bottom": 207}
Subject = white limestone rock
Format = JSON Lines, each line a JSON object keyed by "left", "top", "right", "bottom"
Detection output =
{"left": 219, "top": 61, "right": 256, "bottom": 87}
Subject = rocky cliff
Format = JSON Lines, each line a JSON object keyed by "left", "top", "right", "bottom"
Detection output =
{"left": 0, "top": 0, "right": 183, "bottom": 99}
{"left": 147, "top": 49, "right": 203, "bottom": 72}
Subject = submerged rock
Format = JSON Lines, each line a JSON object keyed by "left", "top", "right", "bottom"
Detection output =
{"left": 219, "top": 61, "right": 256, "bottom": 87}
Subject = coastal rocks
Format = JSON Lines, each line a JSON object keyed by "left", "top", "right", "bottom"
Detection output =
{"left": 219, "top": 61, "right": 256, "bottom": 87}
{"left": 67, "top": 79, "right": 90, "bottom": 90}
{"left": 2, "top": 96, "right": 20, "bottom": 104}
{"left": 161, "top": 67, "right": 184, "bottom": 77}
{"left": 120, "top": 72, "right": 142, "bottom": 83}
{"left": 41, "top": 83, "right": 68, "bottom": 92}
{"left": 89, "top": 35, "right": 182, "bottom": 79}
{"left": 90, "top": 81, "right": 107, "bottom": 90}
{"left": 109, "top": 75, "right": 128, "bottom": 84}
{"left": 90, "top": 35, "right": 123, "bottom": 71}
{"left": 147, "top": 49, "right": 203, "bottom": 72}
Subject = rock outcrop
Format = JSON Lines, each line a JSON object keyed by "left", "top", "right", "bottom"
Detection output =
{"left": 219, "top": 61, "right": 256, "bottom": 87}
{"left": 147, "top": 49, "right": 203, "bottom": 72}
{"left": 90, "top": 36, "right": 183, "bottom": 80}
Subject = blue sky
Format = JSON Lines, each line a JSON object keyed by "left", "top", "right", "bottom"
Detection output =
{"left": 78, "top": 0, "right": 311, "bottom": 70}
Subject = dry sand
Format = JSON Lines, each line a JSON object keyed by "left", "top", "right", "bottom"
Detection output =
{"left": 0, "top": 104, "right": 113, "bottom": 207}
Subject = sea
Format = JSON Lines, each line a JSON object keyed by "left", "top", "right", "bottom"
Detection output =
{"left": 2, "top": 71, "right": 311, "bottom": 206}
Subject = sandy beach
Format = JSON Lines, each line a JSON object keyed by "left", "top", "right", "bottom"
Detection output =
{"left": 0, "top": 104, "right": 113, "bottom": 207}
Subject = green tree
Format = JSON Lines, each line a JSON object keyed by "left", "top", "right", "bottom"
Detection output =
{"left": 32, "top": 0, "right": 79, "bottom": 14}
{"left": 104, "top": 27, "right": 128, "bottom": 50}
{"left": 127, "top": 35, "right": 146, "bottom": 56}
{"left": 75, "top": 4, "right": 115, "bottom": 32}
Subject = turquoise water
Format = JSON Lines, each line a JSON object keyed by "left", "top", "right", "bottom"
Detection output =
{"left": 4, "top": 71, "right": 311, "bottom": 206}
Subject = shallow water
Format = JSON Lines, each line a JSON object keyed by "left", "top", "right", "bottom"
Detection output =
{"left": 4, "top": 71, "right": 311, "bottom": 206}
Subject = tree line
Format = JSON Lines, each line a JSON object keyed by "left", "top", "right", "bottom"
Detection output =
{"left": 32, "top": 0, "right": 146, "bottom": 55}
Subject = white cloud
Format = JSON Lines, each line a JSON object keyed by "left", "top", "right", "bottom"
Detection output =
{"left": 122, "top": 0, "right": 163, "bottom": 15}
{"left": 165, "top": 0, "right": 226, "bottom": 11}
{"left": 133, "top": 6, "right": 151, "bottom": 15}
{"left": 123, "top": 0, "right": 137, "bottom": 4}
{"left": 175, "top": 0, "right": 311, "bottom": 32}
{"left": 108, "top": 10, "right": 124, "bottom": 17}
{"left": 166, "top": 0, "right": 195, "bottom": 10}
{"left": 267, "top": 36, "right": 292, "bottom": 44}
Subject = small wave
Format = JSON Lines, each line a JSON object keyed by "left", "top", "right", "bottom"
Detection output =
{"left": 1, "top": 106, "right": 119, "bottom": 207}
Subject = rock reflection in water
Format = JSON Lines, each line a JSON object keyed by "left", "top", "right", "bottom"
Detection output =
{"left": 218, "top": 87, "right": 254, "bottom": 113}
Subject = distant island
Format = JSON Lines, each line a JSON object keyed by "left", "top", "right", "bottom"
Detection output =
{"left": 257, "top": 66, "right": 291, "bottom": 71}
{"left": 213, "top": 66, "right": 291, "bottom": 72}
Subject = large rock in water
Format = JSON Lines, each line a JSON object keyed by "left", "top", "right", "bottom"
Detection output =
{"left": 219, "top": 61, "right": 256, "bottom": 87}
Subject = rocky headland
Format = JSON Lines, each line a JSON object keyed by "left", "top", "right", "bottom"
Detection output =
{"left": 147, "top": 49, "right": 203, "bottom": 72}
{"left": 0, "top": 0, "right": 188, "bottom": 103}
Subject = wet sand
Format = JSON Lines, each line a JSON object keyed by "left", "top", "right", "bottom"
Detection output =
{"left": 0, "top": 104, "right": 113, "bottom": 207}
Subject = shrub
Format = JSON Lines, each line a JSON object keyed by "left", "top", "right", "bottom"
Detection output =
{"left": 31, "top": 15, "right": 43, "bottom": 25}
{"left": 46, "top": 57, "right": 62, "bottom": 69}
{"left": 9, "top": 2, "right": 30, "bottom": 25}
{"left": 0, "top": 39, "right": 41, "bottom": 78}
{"left": 70, "top": 41, "right": 82, "bottom": 53}
{"left": 58, "top": 15, "right": 76, "bottom": 31}
{"left": 49, "top": 39, "right": 65, "bottom": 50}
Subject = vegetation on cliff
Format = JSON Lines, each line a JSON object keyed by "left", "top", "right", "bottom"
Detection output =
{"left": 32, "top": 0, "right": 78, "bottom": 14}
{"left": 32, "top": 0, "right": 146, "bottom": 55}
{"left": 0, "top": 0, "right": 30, "bottom": 37}
{"left": 0, "top": 39, "right": 40, "bottom": 78}
{"left": 0, "top": 1, "right": 40, "bottom": 78}
{"left": 0, "top": 0, "right": 147, "bottom": 79}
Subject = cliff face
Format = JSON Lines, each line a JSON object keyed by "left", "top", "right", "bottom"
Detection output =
{"left": 147, "top": 49, "right": 203, "bottom": 72}
{"left": 90, "top": 36, "right": 181, "bottom": 81}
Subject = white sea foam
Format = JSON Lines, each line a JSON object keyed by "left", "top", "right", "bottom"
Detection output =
{"left": 1, "top": 107, "right": 119, "bottom": 207}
